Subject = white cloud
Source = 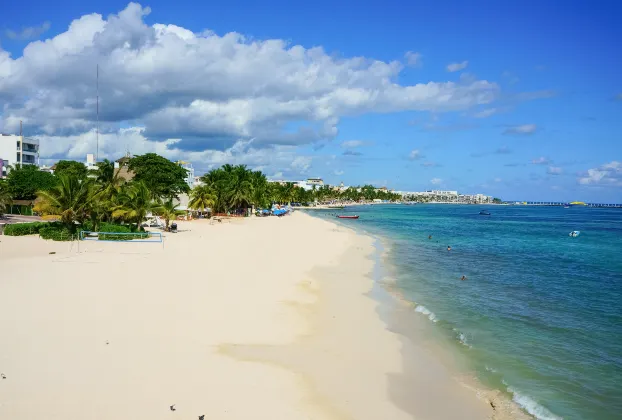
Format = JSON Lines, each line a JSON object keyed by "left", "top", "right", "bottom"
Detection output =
{"left": 268, "top": 171, "right": 284, "bottom": 180}
{"left": 473, "top": 108, "right": 497, "bottom": 118}
{"left": 408, "top": 149, "right": 423, "bottom": 160}
{"left": 290, "top": 156, "right": 312, "bottom": 174}
{"left": 504, "top": 124, "right": 537, "bottom": 135}
{"left": 447, "top": 61, "right": 468, "bottom": 72}
{"left": 341, "top": 140, "right": 365, "bottom": 148}
{"left": 5, "top": 21, "right": 51, "bottom": 40}
{"left": 334, "top": 170, "right": 344, "bottom": 176}
{"left": 578, "top": 161, "right": 622, "bottom": 186}
{"left": 430, "top": 177, "right": 442, "bottom": 185}
{"left": 532, "top": 157, "right": 551, "bottom": 165}
{"left": 35, "top": 126, "right": 315, "bottom": 178}
{"left": 405, "top": 51, "right": 422, "bottom": 67}
{"left": 0, "top": 2, "right": 501, "bottom": 159}
{"left": 494, "top": 177, "right": 502, "bottom": 183}
{"left": 547, "top": 166, "right": 562, "bottom": 175}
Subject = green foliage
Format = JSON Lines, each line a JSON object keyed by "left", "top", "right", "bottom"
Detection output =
{"left": 54, "top": 160, "right": 88, "bottom": 180}
{"left": 7, "top": 164, "right": 57, "bottom": 200}
{"left": 128, "top": 153, "right": 190, "bottom": 199}
{"left": 493, "top": 197, "right": 503, "bottom": 204}
{"left": 0, "top": 180, "right": 11, "bottom": 215}
{"left": 39, "top": 224, "right": 74, "bottom": 241}
{"left": 97, "top": 231, "right": 149, "bottom": 241}
{"left": 200, "top": 164, "right": 266, "bottom": 213}
{"left": 153, "top": 198, "right": 184, "bottom": 230}
{"left": 35, "top": 174, "right": 93, "bottom": 230}
{"left": 3, "top": 222, "right": 47, "bottom": 236}
{"left": 111, "top": 181, "right": 156, "bottom": 230}
{"left": 189, "top": 185, "right": 216, "bottom": 213}
{"left": 94, "top": 223, "right": 148, "bottom": 241}
{"left": 95, "top": 159, "right": 125, "bottom": 195}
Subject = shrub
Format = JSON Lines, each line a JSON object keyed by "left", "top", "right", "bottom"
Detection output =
{"left": 39, "top": 225, "right": 74, "bottom": 241}
{"left": 81, "top": 222, "right": 148, "bottom": 241}
{"left": 3, "top": 222, "right": 47, "bottom": 236}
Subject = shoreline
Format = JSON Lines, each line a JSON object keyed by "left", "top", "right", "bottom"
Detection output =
{"left": 2, "top": 211, "right": 495, "bottom": 419}
{"left": 321, "top": 212, "right": 533, "bottom": 420}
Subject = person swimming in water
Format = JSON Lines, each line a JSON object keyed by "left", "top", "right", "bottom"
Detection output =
{"left": 428, "top": 235, "right": 432, "bottom": 240}
{"left": 460, "top": 275, "right": 466, "bottom": 281}
{"left": 447, "top": 246, "right": 452, "bottom": 251}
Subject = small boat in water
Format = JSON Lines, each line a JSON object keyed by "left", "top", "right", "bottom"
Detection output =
{"left": 569, "top": 230, "right": 580, "bottom": 237}
{"left": 479, "top": 210, "right": 491, "bottom": 216}
{"left": 337, "top": 215, "right": 359, "bottom": 219}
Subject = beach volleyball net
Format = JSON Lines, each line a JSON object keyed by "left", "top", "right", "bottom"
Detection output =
{"left": 79, "top": 230, "right": 163, "bottom": 243}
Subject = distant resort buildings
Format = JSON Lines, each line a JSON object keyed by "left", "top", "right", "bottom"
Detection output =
{"left": 268, "top": 179, "right": 494, "bottom": 204}
{"left": 395, "top": 190, "right": 494, "bottom": 204}
{"left": 1, "top": 134, "right": 620, "bottom": 207}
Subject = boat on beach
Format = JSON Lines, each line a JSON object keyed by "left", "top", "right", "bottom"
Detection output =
{"left": 336, "top": 215, "right": 359, "bottom": 219}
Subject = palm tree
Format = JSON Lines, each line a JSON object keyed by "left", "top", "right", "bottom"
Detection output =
{"left": 189, "top": 185, "right": 216, "bottom": 215}
{"left": 35, "top": 175, "right": 93, "bottom": 231}
{"left": 85, "top": 188, "right": 109, "bottom": 232}
{"left": 112, "top": 182, "right": 156, "bottom": 231}
{"left": 225, "top": 165, "right": 254, "bottom": 212}
{"left": 250, "top": 170, "right": 269, "bottom": 209}
{"left": 95, "top": 159, "right": 125, "bottom": 197}
{"left": 0, "top": 181, "right": 11, "bottom": 216}
{"left": 154, "top": 198, "right": 184, "bottom": 231}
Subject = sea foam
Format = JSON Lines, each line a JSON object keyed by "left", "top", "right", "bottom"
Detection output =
{"left": 414, "top": 305, "right": 437, "bottom": 322}
{"left": 507, "top": 387, "right": 562, "bottom": 420}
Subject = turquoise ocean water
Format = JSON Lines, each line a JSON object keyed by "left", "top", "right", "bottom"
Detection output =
{"left": 311, "top": 205, "right": 622, "bottom": 420}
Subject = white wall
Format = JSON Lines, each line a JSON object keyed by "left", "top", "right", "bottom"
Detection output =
{"left": 0, "top": 135, "right": 40, "bottom": 171}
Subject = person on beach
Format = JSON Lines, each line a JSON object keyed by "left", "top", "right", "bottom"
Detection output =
{"left": 447, "top": 246, "right": 451, "bottom": 251}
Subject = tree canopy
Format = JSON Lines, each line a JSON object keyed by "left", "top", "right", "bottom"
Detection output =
{"left": 7, "top": 164, "right": 57, "bottom": 200}
{"left": 197, "top": 164, "right": 401, "bottom": 213}
{"left": 35, "top": 174, "right": 93, "bottom": 231}
{"left": 54, "top": 160, "right": 88, "bottom": 180}
{"left": 200, "top": 164, "right": 268, "bottom": 213}
{"left": 128, "top": 153, "right": 190, "bottom": 199}
{"left": 0, "top": 180, "right": 11, "bottom": 215}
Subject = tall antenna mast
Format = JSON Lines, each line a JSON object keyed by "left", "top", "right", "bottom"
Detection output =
{"left": 96, "top": 64, "right": 99, "bottom": 162}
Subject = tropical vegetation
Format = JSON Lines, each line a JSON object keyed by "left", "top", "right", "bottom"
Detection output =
{"left": 0, "top": 180, "right": 11, "bottom": 216}
{"left": 196, "top": 164, "right": 401, "bottom": 212}
{"left": 2, "top": 154, "right": 404, "bottom": 240}
{"left": 4, "top": 154, "right": 191, "bottom": 240}
{"left": 6, "top": 164, "right": 57, "bottom": 200}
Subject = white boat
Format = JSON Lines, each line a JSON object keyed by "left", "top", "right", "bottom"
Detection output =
{"left": 569, "top": 231, "right": 580, "bottom": 237}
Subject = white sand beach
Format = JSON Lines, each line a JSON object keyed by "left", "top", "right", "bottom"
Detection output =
{"left": 0, "top": 212, "right": 496, "bottom": 419}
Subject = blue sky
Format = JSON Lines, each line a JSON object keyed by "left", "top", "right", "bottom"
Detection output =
{"left": 1, "top": 0, "right": 621, "bottom": 202}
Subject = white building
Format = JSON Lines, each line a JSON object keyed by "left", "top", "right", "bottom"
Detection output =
{"left": 0, "top": 134, "right": 40, "bottom": 177}
{"left": 176, "top": 161, "right": 195, "bottom": 189}
{"left": 85, "top": 153, "right": 98, "bottom": 171}
{"left": 306, "top": 178, "right": 324, "bottom": 186}
{"left": 268, "top": 179, "right": 315, "bottom": 191}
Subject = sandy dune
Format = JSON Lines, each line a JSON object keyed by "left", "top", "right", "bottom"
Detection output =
{"left": 0, "top": 212, "right": 493, "bottom": 419}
